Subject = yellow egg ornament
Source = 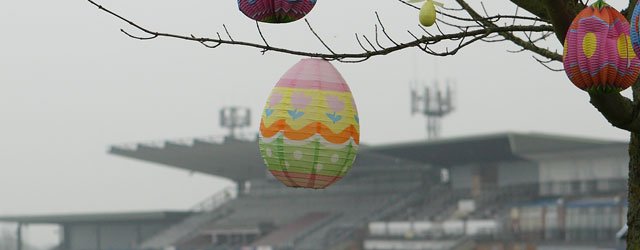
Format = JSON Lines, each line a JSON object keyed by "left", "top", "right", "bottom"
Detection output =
{"left": 409, "top": 0, "right": 444, "bottom": 27}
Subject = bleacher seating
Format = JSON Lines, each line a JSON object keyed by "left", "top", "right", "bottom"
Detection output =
{"left": 250, "top": 212, "right": 332, "bottom": 247}
{"left": 176, "top": 179, "right": 431, "bottom": 250}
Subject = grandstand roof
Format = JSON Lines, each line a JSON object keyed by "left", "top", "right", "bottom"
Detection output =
{"left": 109, "top": 132, "right": 626, "bottom": 179}
{"left": 109, "top": 136, "right": 424, "bottom": 181}
{"left": 0, "top": 211, "right": 193, "bottom": 224}
{"left": 369, "top": 132, "right": 626, "bottom": 166}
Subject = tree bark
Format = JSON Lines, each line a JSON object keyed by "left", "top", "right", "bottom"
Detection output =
{"left": 541, "top": 0, "right": 583, "bottom": 43}
{"left": 629, "top": 133, "right": 640, "bottom": 248}
{"left": 509, "top": 0, "right": 549, "bottom": 21}
{"left": 589, "top": 93, "right": 640, "bottom": 132}
{"left": 629, "top": 78, "right": 640, "bottom": 249}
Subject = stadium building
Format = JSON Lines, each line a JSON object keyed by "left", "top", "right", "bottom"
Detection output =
{"left": 0, "top": 132, "right": 629, "bottom": 250}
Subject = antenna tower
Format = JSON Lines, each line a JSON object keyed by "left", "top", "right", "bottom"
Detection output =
{"left": 411, "top": 80, "right": 456, "bottom": 139}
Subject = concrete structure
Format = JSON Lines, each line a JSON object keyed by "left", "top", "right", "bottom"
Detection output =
{"left": 0, "top": 132, "right": 629, "bottom": 250}
{"left": 0, "top": 211, "right": 192, "bottom": 250}
{"left": 373, "top": 133, "right": 628, "bottom": 196}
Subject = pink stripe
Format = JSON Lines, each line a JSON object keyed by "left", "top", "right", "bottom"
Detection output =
{"left": 276, "top": 79, "right": 351, "bottom": 92}
{"left": 276, "top": 59, "right": 351, "bottom": 92}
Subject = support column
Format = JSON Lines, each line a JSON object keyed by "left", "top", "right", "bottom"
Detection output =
{"left": 136, "top": 224, "right": 143, "bottom": 245}
{"left": 237, "top": 180, "right": 247, "bottom": 196}
{"left": 62, "top": 224, "right": 71, "bottom": 250}
{"left": 16, "top": 223, "right": 22, "bottom": 250}
{"left": 96, "top": 224, "right": 102, "bottom": 250}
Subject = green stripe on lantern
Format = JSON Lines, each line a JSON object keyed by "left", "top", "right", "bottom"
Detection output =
{"left": 275, "top": 134, "right": 297, "bottom": 185}
{"left": 261, "top": 138, "right": 356, "bottom": 177}
{"left": 308, "top": 139, "right": 321, "bottom": 186}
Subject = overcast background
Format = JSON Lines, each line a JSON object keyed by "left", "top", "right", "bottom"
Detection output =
{"left": 0, "top": 0, "right": 634, "bottom": 247}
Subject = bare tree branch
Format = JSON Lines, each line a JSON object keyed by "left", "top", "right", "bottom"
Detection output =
{"left": 532, "top": 55, "right": 563, "bottom": 72}
{"left": 86, "top": 0, "right": 557, "bottom": 63}
{"left": 121, "top": 29, "right": 157, "bottom": 40}
{"left": 256, "top": 22, "right": 270, "bottom": 49}
{"left": 191, "top": 34, "right": 221, "bottom": 49}
{"left": 223, "top": 24, "right": 235, "bottom": 42}
{"left": 590, "top": 92, "right": 640, "bottom": 132}
{"left": 375, "top": 12, "right": 400, "bottom": 46}
{"left": 398, "top": 0, "right": 548, "bottom": 23}
{"left": 509, "top": 0, "right": 550, "bottom": 21}
{"left": 623, "top": 0, "right": 638, "bottom": 19}
{"left": 539, "top": 0, "right": 584, "bottom": 43}
{"left": 455, "top": 0, "right": 562, "bottom": 62}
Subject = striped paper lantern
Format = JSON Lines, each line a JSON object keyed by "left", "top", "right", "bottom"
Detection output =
{"left": 563, "top": 0, "right": 640, "bottom": 93}
{"left": 237, "top": 0, "right": 317, "bottom": 24}
{"left": 259, "top": 59, "right": 360, "bottom": 189}
{"left": 631, "top": 2, "right": 640, "bottom": 61}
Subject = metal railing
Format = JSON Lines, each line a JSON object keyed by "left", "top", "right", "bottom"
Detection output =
{"left": 289, "top": 213, "right": 343, "bottom": 247}
{"left": 247, "top": 181, "right": 424, "bottom": 197}
{"left": 191, "top": 186, "right": 237, "bottom": 212}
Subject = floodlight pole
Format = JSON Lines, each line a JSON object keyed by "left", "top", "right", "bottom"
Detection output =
{"left": 220, "top": 106, "right": 253, "bottom": 195}
{"left": 220, "top": 106, "right": 251, "bottom": 140}
{"left": 411, "top": 81, "right": 456, "bottom": 140}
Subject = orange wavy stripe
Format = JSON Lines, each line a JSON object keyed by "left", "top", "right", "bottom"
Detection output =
{"left": 260, "top": 119, "right": 360, "bottom": 145}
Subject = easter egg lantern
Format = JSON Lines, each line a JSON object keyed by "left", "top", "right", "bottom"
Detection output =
{"left": 237, "top": 0, "right": 317, "bottom": 24}
{"left": 259, "top": 59, "right": 360, "bottom": 189}
{"left": 408, "top": 0, "right": 444, "bottom": 27}
{"left": 630, "top": 2, "right": 640, "bottom": 59}
{"left": 563, "top": 0, "right": 640, "bottom": 93}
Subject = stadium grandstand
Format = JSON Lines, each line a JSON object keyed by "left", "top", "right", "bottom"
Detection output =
{"left": 0, "top": 132, "right": 629, "bottom": 250}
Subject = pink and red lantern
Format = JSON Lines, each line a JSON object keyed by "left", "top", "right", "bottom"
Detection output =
{"left": 563, "top": 0, "right": 640, "bottom": 93}
{"left": 237, "top": 0, "right": 317, "bottom": 24}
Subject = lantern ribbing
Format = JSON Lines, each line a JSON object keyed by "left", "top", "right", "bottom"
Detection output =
{"left": 563, "top": 2, "right": 640, "bottom": 93}
{"left": 238, "top": 0, "right": 317, "bottom": 24}
{"left": 258, "top": 59, "right": 360, "bottom": 189}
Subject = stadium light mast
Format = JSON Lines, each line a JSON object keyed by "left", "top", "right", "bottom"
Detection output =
{"left": 219, "top": 106, "right": 251, "bottom": 140}
{"left": 411, "top": 80, "right": 456, "bottom": 140}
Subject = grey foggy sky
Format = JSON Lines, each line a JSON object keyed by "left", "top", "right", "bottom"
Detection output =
{"left": 0, "top": 0, "right": 634, "bottom": 246}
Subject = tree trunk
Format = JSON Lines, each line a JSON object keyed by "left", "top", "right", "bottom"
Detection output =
{"left": 629, "top": 133, "right": 640, "bottom": 248}
{"left": 630, "top": 81, "right": 640, "bottom": 248}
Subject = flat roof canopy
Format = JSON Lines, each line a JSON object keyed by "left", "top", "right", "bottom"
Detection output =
{"left": 110, "top": 136, "right": 425, "bottom": 181}
{"left": 109, "top": 132, "right": 628, "bottom": 179}
{"left": 111, "top": 137, "right": 267, "bottom": 181}
{"left": 0, "top": 211, "right": 193, "bottom": 224}
{"left": 369, "top": 132, "right": 627, "bottom": 166}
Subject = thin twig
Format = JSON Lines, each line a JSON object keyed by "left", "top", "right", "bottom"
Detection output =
{"left": 223, "top": 24, "right": 234, "bottom": 42}
{"left": 533, "top": 56, "right": 564, "bottom": 72}
{"left": 375, "top": 12, "right": 399, "bottom": 46}
{"left": 304, "top": 19, "right": 337, "bottom": 56}
{"left": 256, "top": 21, "right": 270, "bottom": 48}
